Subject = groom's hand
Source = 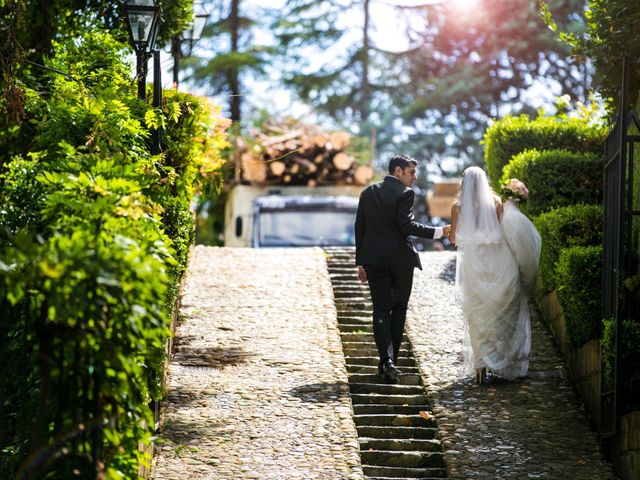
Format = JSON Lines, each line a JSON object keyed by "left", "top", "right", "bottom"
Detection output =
{"left": 357, "top": 266, "right": 367, "bottom": 283}
{"left": 443, "top": 224, "right": 451, "bottom": 237}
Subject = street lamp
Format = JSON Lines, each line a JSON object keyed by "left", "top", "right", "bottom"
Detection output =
{"left": 123, "top": 0, "right": 162, "bottom": 154}
{"left": 124, "top": 0, "right": 161, "bottom": 100}
{"left": 171, "top": 2, "right": 209, "bottom": 89}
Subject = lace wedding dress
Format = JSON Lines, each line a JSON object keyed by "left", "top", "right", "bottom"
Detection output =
{"left": 454, "top": 168, "right": 538, "bottom": 380}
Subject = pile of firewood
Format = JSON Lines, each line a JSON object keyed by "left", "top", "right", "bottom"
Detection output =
{"left": 238, "top": 123, "right": 374, "bottom": 187}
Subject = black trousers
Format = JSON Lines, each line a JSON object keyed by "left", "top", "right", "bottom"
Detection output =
{"left": 364, "top": 263, "right": 414, "bottom": 371}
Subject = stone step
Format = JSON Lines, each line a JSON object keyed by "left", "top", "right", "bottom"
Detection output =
{"left": 336, "top": 303, "right": 373, "bottom": 311}
{"left": 330, "top": 280, "right": 362, "bottom": 286}
{"left": 337, "top": 316, "right": 371, "bottom": 324}
{"left": 350, "top": 383, "right": 425, "bottom": 396}
{"left": 334, "top": 290, "right": 370, "bottom": 299}
{"left": 343, "top": 347, "right": 410, "bottom": 357}
{"left": 360, "top": 438, "right": 443, "bottom": 452}
{"left": 361, "top": 450, "right": 446, "bottom": 469}
{"left": 344, "top": 357, "right": 417, "bottom": 368}
{"left": 342, "top": 341, "right": 410, "bottom": 351}
{"left": 362, "top": 465, "right": 447, "bottom": 479}
{"left": 340, "top": 334, "right": 378, "bottom": 344}
{"left": 340, "top": 332, "right": 375, "bottom": 342}
{"left": 351, "top": 394, "right": 429, "bottom": 405}
{"left": 356, "top": 426, "right": 438, "bottom": 440}
{"left": 347, "top": 365, "right": 421, "bottom": 376}
{"left": 353, "top": 414, "right": 436, "bottom": 428}
{"left": 352, "top": 404, "right": 430, "bottom": 415}
{"left": 329, "top": 274, "right": 359, "bottom": 281}
{"left": 338, "top": 323, "right": 373, "bottom": 333}
{"left": 366, "top": 477, "right": 441, "bottom": 480}
{"left": 349, "top": 373, "right": 422, "bottom": 385}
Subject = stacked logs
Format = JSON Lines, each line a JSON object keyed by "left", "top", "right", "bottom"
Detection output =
{"left": 239, "top": 123, "right": 374, "bottom": 187}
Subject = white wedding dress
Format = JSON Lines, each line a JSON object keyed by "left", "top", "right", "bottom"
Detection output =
{"left": 501, "top": 201, "right": 542, "bottom": 297}
{"left": 455, "top": 168, "right": 540, "bottom": 380}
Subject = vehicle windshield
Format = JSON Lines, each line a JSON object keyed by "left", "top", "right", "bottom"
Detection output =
{"left": 257, "top": 210, "right": 356, "bottom": 247}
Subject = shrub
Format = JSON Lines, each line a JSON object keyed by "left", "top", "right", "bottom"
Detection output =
{"left": 533, "top": 204, "right": 603, "bottom": 292}
{"left": 501, "top": 149, "right": 603, "bottom": 216}
{"left": 483, "top": 114, "right": 605, "bottom": 188}
{"left": 556, "top": 245, "right": 602, "bottom": 347}
{"left": 0, "top": 30, "right": 229, "bottom": 479}
{"left": 602, "top": 318, "right": 640, "bottom": 415}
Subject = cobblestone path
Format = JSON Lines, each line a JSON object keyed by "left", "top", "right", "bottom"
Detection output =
{"left": 153, "top": 247, "right": 619, "bottom": 480}
{"left": 406, "top": 251, "right": 618, "bottom": 479}
{"left": 152, "top": 246, "right": 363, "bottom": 480}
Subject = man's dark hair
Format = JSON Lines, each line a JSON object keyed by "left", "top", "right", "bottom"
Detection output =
{"left": 388, "top": 154, "right": 418, "bottom": 174}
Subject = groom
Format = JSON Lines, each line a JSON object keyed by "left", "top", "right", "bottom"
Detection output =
{"left": 354, "top": 154, "right": 450, "bottom": 384}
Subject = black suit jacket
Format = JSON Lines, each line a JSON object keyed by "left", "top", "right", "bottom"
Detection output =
{"left": 354, "top": 175, "right": 436, "bottom": 270}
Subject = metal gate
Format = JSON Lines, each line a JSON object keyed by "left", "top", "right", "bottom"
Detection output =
{"left": 601, "top": 57, "right": 640, "bottom": 438}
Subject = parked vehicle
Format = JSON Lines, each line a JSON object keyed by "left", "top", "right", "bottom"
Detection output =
{"left": 225, "top": 185, "right": 362, "bottom": 247}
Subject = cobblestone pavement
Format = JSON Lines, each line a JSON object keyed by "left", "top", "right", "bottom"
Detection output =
{"left": 406, "top": 251, "right": 619, "bottom": 479}
{"left": 152, "top": 246, "right": 364, "bottom": 480}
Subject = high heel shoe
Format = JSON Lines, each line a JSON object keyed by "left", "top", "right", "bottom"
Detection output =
{"left": 475, "top": 367, "right": 487, "bottom": 385}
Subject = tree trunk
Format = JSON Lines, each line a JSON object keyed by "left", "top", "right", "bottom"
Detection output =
{"left": 360, "top": 0, "right": 370, "bottom": 126}
{"left": 228, "top": 0, "right": 241, "bottom": 124}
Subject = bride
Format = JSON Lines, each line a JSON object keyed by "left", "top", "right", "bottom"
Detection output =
{"left": 449, "top": 167, "right": 540, "bottom": 383}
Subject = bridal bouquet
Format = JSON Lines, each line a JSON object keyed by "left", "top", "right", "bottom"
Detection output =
{"left": 500, "top": 178, "right": 529, "bottom": 203}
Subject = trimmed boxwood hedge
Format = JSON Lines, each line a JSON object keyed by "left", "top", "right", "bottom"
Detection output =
{"left": 602, "top": 318, "right": 640, "bottom": 415}
{"left": 483, "top": 114, "right": 605, "bottom": 188}
{"left": 533, "top": 204, "right": 603, "bottom": 292}
{"left": 501, "top": 149, "right": 603, "bottom": 216}
{"left": 556, "top": 245, "right": 603, "bottom": 347}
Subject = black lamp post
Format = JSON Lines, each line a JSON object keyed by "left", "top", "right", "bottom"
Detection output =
{"left": 124, "top": 0, "right": 162, "bottom": 154}
{"left": 171, "top": 2, "right": 209, "bottom": 89}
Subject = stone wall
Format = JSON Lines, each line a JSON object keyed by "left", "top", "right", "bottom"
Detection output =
{"left": 538, "top": 289, "right": 640, "bottom": 480}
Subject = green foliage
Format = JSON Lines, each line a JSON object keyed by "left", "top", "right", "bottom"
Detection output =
{"left": 556, "top": 245, "right": 603, "bottom": 347}
{"left": 0, "top": 28, "right": 229, "bottom": 479}
{"left": 540, "top": 0, "right": 640, "bottom": 115}
{"left": 483, "top": 114, "right": 606, "bottom": 188}
{"left": 501, "top": 149, "right": 603, "bottom": 216}
{"left": 602, "top": 318, "right": 640, "bottom": 415}
{"left": 533, "top": 204, "right": 603, "bottom": 292}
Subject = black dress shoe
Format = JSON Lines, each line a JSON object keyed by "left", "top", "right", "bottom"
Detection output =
{"left": 382, "top": 359, "right": 400, "bottom": 384}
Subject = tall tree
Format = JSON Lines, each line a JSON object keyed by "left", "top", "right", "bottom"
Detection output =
{"left": 386, "top": 0, "right": 593, "bottom": 168}
{"left": 542, "top": 0, "right": 640, "bottom": 113}
{"left": 187, "top": 0, "right": 272, "bottom": 126}
{"left": 273, "top": 0, "right": 397, "bottom": 134}
{"left": 273, "top": 0, "right": 592, "bottom": 170}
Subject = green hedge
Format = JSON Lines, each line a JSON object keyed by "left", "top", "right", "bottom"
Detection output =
{"left": 533, "top": 204, "right": 603, "bottom": 293}
{"left": 501, "top": 149, "right": 603, "bottom": 216}
{"left": 0, "top": 31, "right": 228, "bottom": 479}
{"left": 556, "top": 245, "right": 603, "bottom": 347}
{"left": 483, "top": 114, "right": 605, "bottom": 188}
{"left": 602, "top": 319, "right": 640, "bottom": 415}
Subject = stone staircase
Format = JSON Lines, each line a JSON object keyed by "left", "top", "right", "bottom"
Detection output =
{"left": 324, "top": 247, "right": 449, "bottom": 480}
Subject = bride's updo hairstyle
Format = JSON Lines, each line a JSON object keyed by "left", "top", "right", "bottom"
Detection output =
{"left": 456, "top": 167, "right": 502, "bottom": 246}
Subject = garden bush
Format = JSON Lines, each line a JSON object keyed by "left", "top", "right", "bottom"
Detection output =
{"left": 483, "top": 114, "right": 605, "bottom": 188}
{"left": 0, "top": 30, "right": 228, "bottom": 479}
{"left": 533, "top": 204, "right": 603, "bottom": 292}
{"left": 501, "top": 149, "right": 603, "bottom": 216}
{"left": 602, "top": 318, "right": 640, "bottom": 415}
{"left": 556, "top": 245, "right": 603, "bottom": 347}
